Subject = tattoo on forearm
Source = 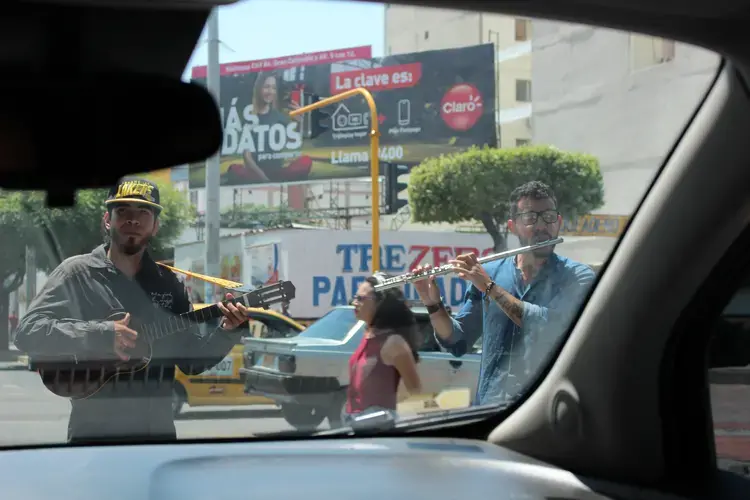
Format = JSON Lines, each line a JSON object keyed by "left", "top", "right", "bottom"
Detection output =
{"left": 491, "top": 289, "right": 524, "bottom": 326}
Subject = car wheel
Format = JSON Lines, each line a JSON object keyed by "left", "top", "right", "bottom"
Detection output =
{"left": 281, "top": 403, "right": 325, "bottom": 430}
{"left": 172, "top": 384, "right": 187, "bottom": 418}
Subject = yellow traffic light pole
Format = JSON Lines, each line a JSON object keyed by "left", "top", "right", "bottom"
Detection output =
{"left": 289, "top": 87, "right": 382, "bottom": 272}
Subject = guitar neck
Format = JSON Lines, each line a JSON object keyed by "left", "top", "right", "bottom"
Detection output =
{"left": 141, "top": 281, "right": 295, "bottom": 343}
{"left": 144, "top": 303, "right": 223, "bottom": 343}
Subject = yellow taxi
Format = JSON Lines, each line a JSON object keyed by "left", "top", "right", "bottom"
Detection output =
{"left": 172, "top": 304, "right": 305, "bottom": 416}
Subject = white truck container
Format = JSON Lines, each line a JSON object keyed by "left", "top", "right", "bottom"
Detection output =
{"left": 173, "top": 228, "right": 496, "bottom": 320}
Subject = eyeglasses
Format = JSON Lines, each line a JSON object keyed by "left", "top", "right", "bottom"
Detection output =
{"left": 352, "top": 294, "right": 375, "bottom": 303}
{"left": 516, "top": 210, "right": 559, "bottom": 226}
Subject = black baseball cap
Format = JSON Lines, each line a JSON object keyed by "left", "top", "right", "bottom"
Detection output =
{"left": 105, "top": 176, "right": 163, "bottom": 213}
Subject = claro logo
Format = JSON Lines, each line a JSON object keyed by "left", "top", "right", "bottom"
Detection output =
{"left": 440, "top": 83, "right": 484, "bottom": 131}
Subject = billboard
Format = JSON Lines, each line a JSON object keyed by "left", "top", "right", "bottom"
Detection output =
{"left": 138, "top": 169, "right": 172, "bottom": 185}
{"left": 190, "top": 46, "right": 373, "bottom": 79}
{"left": 189, "top": 43, "right": 496, "bottom": 188}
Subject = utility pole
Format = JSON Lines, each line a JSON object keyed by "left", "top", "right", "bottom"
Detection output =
{"left": 204, "top": 8, "right": 221, "bottom": 303}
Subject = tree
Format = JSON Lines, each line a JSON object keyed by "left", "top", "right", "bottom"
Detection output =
{"left": 220, "top": 203, "right": 308, "bottom": 229}
{"left": 408, "top": 145, "right": 605, "bottom": 251}
{"left": 0, "top": 193, "right": 42, "bottom": 352}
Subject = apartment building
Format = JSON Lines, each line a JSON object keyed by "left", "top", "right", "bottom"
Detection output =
{"left": 384, "top": 5, "right": 533, "bottom": 148}
{"left": 531, "top": 22, "right": 720, "bottom": 215}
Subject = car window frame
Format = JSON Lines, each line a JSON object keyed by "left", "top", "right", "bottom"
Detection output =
{"left": 263, "top": 316, "right": 301, "bottom": 339}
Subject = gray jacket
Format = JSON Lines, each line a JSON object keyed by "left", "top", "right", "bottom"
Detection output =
{"left": 15, "top": 244, "right": 242, "bottom": 443}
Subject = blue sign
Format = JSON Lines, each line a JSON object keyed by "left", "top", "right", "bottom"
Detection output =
{"left": 311, "top": 275, "right": 469, "bottom": 309}
{"left": 309, "top": 242, "right": 491, "bottom": 310}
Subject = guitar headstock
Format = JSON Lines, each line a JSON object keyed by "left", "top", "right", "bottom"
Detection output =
{"left": 239, "top": 280, "right": 296, "bottom": 309}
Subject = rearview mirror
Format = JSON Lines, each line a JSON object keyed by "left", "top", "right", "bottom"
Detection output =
{"left": 0, "top": 72, "right": 221, "bottom": 204}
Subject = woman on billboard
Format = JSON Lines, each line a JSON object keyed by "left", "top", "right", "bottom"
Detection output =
{"left": 226, "top": 71, "right": 313, "bottom": 183}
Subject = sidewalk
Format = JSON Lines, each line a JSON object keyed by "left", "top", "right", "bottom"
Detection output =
{"left": 0, "top": 345, "right": 28, "bottom": 371}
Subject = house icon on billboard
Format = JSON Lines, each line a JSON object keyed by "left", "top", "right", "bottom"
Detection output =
{"left": 332, "top": 103, "right": 370, "bottom": 132}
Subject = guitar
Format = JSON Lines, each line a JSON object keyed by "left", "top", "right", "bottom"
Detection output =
{"left": 29, "top": 280, "right": 296, "bottom": 400}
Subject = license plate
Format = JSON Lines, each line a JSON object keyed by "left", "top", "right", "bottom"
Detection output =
{"left": 254, "top": 354, "right": 279, "bottom": 371}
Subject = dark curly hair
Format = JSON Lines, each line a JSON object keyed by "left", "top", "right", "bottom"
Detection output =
{"left": 509, "top": 180, "right": 558, "bottom": 219}
{"left": 365, "top": 272, "right": 421, "bottom": 363}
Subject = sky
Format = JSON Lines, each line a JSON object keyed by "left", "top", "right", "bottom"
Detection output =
{"left": 183, "top": 0, "right": 385, "bottom": 80}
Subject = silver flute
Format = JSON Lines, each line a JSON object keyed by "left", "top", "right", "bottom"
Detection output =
{"left": 373, "top": 237, "right": 564, "bottom": 292}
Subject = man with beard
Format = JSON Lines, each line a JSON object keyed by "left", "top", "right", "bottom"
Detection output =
{"left": 15, "top": 177, "right": 250, "bottom": 443}
{"left": 412, "top": 181, "right": 595, "bottom": 405}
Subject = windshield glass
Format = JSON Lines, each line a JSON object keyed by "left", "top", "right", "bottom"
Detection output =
{"left": 297, "top": 308, "right": 358, "bottom": 341}
{"left": 0, "top": 0, "right": 721, "bottom": 446}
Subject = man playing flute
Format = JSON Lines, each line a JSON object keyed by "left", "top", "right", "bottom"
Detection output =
{"left": 413, "top": 181, "right": 595, "bottom": 405}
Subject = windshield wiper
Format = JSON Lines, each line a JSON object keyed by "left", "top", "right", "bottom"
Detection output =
{"left": 257, "top": 404, "right": 508, "bottom": 440}
{"left": 318, "top": 404, "right": 505, "bottom": 436}
{"left": 318, "top": 408, "right": 400, "bottom": 435}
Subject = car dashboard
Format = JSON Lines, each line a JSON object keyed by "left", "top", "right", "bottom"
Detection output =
{"left": 0, "top": 436, "right": 667, "bottom": 500}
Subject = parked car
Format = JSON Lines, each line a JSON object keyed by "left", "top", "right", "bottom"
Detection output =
{"left": 172, "top": 305, "right": 305, "bottom": 416}
{"left": 240, "top": 305, "right": 482, "bottom": 430}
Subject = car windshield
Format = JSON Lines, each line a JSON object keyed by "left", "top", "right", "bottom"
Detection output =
{"left": 0, "top": 0, "right": 721, "bottom": 446}
{"left": 297, "top": 308, "right": 359, "bottom": 341}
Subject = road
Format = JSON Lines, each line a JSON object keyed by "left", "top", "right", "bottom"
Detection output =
{"left": 0, "top": 370, "right": 298, "bottom": 446}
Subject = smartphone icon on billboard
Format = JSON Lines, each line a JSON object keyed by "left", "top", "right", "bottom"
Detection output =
{"left": 398, "top": 99, "right": 410, "bottom": 126}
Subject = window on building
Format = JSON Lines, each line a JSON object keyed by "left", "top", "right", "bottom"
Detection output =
{"left": 424, "top": 31, "right": 429, "bottom": 40}
{"left": 631, "top": 34, "right": 676, "bottom": 70}
{"left": 189, "top": 190, "right": 198, "bottom": 207}
{"left": 515, "top": 19, "right": 530, "bottom": 41}
{"left": 516, "top": 138, "right": 531, "bottom": 147}
{"left": 516, "top": 79, "right": 532, "bottom": 102}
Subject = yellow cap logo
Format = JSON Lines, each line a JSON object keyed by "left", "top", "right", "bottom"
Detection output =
{"left": 114, "top": 181, "right": 155, "bottom": 202}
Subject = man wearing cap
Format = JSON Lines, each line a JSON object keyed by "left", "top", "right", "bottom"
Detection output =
{"left": 15, "top": 177, "right": 250, "bottom": 444}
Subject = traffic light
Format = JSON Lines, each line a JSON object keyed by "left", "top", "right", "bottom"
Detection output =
{"left": 303, "top": 92, "right": 332, "bottom": 139}
{"left": 384, "top": 162, "right": 409, "bottom": 214}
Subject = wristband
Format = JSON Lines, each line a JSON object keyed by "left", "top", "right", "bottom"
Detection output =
{"left": 484, "top": 281, "right": 496, "bottom": 302}
{"left": 425, "top": 299, "right": 445, "bottom": 315}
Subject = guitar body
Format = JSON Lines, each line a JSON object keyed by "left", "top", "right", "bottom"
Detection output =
{"left": 30, "top": 279, "right": 297, "bottom": 400}
{"left": 35, "top": 311, "right": 155, "bottom": 400}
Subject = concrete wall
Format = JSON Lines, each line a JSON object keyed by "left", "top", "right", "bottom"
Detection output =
{"left": 384, "top": 7, "right": 481, "bottom": 55}
{"left": 531, "top": 21, "right": 720, "bottom": 215}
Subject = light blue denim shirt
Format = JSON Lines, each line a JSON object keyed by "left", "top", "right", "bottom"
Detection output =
{"left": 435, "top": 253, "right": 595, "bottom": 405}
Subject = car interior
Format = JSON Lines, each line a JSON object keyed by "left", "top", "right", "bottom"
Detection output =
{"left": 1, "top": 0, "right": 749, "bottom": 498}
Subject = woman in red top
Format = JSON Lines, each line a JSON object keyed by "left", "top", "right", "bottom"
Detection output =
{"left": 343, "top": 272, "right": 423, "bottom": 424}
